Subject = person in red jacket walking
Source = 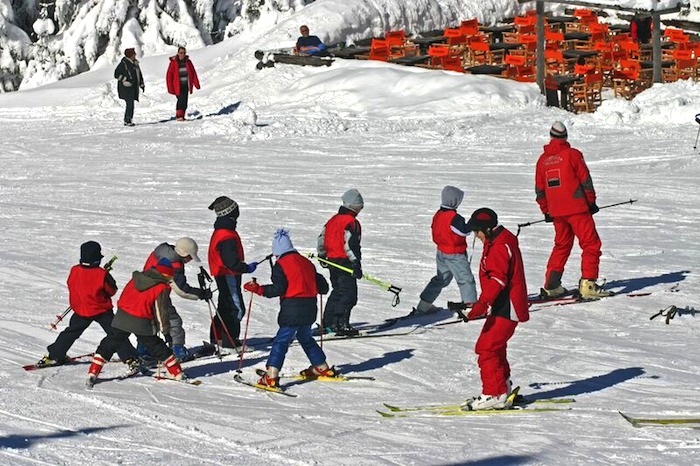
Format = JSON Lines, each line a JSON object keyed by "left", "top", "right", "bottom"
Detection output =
{"left": 36, "top": 241, "right": 140, "bottom": 370}
{"left": 244, "top": 228, "right": 332, "bottom": 387}
{"left": 165, "top": 46, "right": 200, "bottom": 121}
{"left": 535, "top": 122, "right": 611, "bottom": 300}
{"left": 208, "top": 196, "right": 258, "bottom": 352}
{"left": 86, "top": 258, "right": 187, "bottom": 387}
{"left": 317, "top": 189, "right": 364, "bottom": 336}
{"left": 463, "top": 208, "right": 529, "bottom": 410}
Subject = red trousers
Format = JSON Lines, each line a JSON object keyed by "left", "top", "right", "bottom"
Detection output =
{"left": 474, "top": 316, "right": 518, "bottom": 396}
{"left": 544, "top": 212, "right": 602, "bottom": 288}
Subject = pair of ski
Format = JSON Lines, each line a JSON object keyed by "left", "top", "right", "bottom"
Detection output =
{"left": 233, "top": 368, "right": 375, "bottom": 397}
{"left": 87, "top": 366, "right": 203, "bottom": 388}
{"left": 377, "top": 387, "right": 574, "bottom": 418}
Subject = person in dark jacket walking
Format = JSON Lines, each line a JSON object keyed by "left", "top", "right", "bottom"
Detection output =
{"left": 244, "top": 228, "right": 332, "bottom": 387}
{"left": 165, "top": 46, "right": 200, "bottom": 121}
{"left": 317, "top": 189, "right": 364, "bottom": 336}
{"left": 415, "top": 185, "right": 477, "bottom": 315}
{"left": 37, "top": 241, "right": 139, "bottom": 370}
{"left": 463, "top": 208, "right": 529, "bottom": 410}
{"left": 207, "top": 196, "right": 258, "bottom": 351}
{"left": 114, "top": 48, "right": 144, "bottom": 126}
{"left": 87, "top": 258, "right": 187, "bottom": 387}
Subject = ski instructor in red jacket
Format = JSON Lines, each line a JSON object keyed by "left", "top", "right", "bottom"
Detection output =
{"left": 166, "top": 46, "right": 200, "bottom": 121}
{"left": 535, "top": 121, "right": 611, "bottom": 300}
{"left": 463, "top": 208, "right": 528, "bottom": 411}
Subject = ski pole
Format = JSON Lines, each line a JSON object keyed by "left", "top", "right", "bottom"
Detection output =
{"left": 694, "top": 115, "right": 700, "bottom": 149}
{"left": 198, "top": 267, "right": 223, "bottom": 360}
{"left": 308, "top": 254, "right": 402, "bottom": 306}
{"left": 50, "top": 255, "right": 118, "bottom": 330}
{"left": 237, "top": 278, "right": 256, "bottom": 372}
{"left": 198, "top": 266, "right": 237, "bottom": 355}
{"left": 516, "top": 199, "right": 638, "bottom": 236}
{"left": 50, "top": 306, "right": 72, "bottom": 330}
{"left": 319, "top": 294, "right": 324, "bottom": 349}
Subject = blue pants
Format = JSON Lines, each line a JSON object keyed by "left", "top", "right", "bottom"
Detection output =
{"left": 267, "top": 325, "right": 326, "bottom": 370}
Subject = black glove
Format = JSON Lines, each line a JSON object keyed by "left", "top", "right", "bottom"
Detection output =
{"left": 352, "top": 262, "right": 363, "bottom": 279}
{"left": 199, "top": 289, "right": 212, "bottom": 301}
{"left": 140, "top": 84, "right": 145, "bottom": 92}
{"left": 589, "top": 203, "right": 599, "bottom": 215}
{"left": 164, "top": 334, "right": 173, "bottom": 347}
{"left": 319, "top": 255, "right": 329, "bottom": 268}
{"left": 544, "top": 213, "right": 553, "bottom": 223}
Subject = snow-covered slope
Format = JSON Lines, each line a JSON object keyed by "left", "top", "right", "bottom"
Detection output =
{"left": 1, "top": 1, "right": 700, "bottom": 465}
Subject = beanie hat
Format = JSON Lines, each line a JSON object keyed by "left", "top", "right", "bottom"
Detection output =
{"left": 80, "top": 241, "right": 103, "bottom": 265}
{"left": 550, "top": 121, "right": 568, "bottom": 139}
{"left": 174, "top": 237, "right": 200, "bottom": 262}
{"left": 154, "top": 258, "right": 174, "bottom": 277}
{"left": 208, "top": 196, "right": 239, "bottom": 218}
{"left": 440, "top": 185, "right": 464, "bottom": 210}
{"left": 341, "top": 188, "right": 364, "bottom": 212}
{"left": 466, "top": 208, "right": 498, "bottom": 232}
{"left": 271, "top": 228, "right": 295, "bottom": 257}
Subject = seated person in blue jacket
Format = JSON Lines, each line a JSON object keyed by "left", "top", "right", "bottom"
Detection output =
{"left": 295, "top": 25, "right": 328, "bottom": 56}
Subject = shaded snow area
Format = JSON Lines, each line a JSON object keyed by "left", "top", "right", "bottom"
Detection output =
{"left": 2, "top": 3, "right": 700, "bottom": 466}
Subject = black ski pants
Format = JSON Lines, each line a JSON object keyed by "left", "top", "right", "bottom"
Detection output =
{"left": 323, "top": 266, "right": 358, "bottom": 328}
{"left": 211, "top": 275, "right": 243, "bottom": 347}
{"left": 96, "top": 328, "right": 172, "bottom": 363}
{"left": 48, "top": 311, "right": 138, "bottom": 363}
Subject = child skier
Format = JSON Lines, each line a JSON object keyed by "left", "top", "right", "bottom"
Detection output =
{"left": 86, "top": 258, "right": 187, "bottom": 387}
{"left": 244, "top": 228, "right": 333, "bottom": 387}
{"left": 37, "top": 241, "right": 140, "bottom": 371}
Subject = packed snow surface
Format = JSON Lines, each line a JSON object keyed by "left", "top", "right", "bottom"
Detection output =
{"left": 1, "top": 1, "right": 699, "bottom": 464}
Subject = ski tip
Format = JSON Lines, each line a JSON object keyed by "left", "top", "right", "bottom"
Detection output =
{"left": 376, "top": 410, "right": 396, "bottom": 418}
{"left": 382, "top": 403, "right": 402, "bottom": 412}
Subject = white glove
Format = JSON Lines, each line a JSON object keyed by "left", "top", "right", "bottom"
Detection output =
{"left": 122, "top": 80, "right": 132, "bottom": 87}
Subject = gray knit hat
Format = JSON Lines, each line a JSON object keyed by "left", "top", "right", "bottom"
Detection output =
{"left": 341, "top": 188, "right": 364, "bottom": 212}
{"left": 208, "top": 196, "right": 239, "bottom": 218}
{"left": 550, "top": 121, "right": 568, "bottom": 139}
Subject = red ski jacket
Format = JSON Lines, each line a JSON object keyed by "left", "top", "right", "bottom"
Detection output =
{"left": 67, "top": 265, "right": 117, "bottom": 318}
{"left": 166, "top": 56, "right": 200, "bottom": 96}
{"left": 323, "top": 212, "right": 361, "bottom": 260}
{"left": 209, "top": 228, "right": 245, "bottom": 277}
{"left": 432, "top": 209, "right": 468, "bottom": 254}
{"left": 477, "top": 227, "right": 529, "bottom": 322}
{"left": 535, "top": 139, "right": 596, "bottom": 218}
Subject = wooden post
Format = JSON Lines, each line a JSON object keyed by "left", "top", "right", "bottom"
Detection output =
{"left": 651, "top": 10, "right": 662, "bottom": 83}
{"left": 536, "top": 0, "right": 545, "bottom": 93}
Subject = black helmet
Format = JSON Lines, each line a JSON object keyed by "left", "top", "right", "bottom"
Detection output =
{"left": 467, "top": 208, "right": 498, "bottom": 233}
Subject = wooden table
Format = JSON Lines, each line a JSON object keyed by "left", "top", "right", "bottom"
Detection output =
{"left": 563, "top": 50, "right": 599, "bottom": 60}
{"left": 390, "top": 55, "right": 431, "bottom": 66}
{"left": 466, "top": 64, "right": 506, "bottom": 75}
{"left": 329, "top": 46, "right": 370, "bottom": 59}
{"left": 546, "top": 74, "right": 583, "bottom": 110}
{"left": 564, "top": 32, "right": 591, "bottom": 42}
{"left": 490, "top": 42, "right": 522, "bottom": 52}
{"left": 479, "top": 25, "right": 516, "bottom": 43}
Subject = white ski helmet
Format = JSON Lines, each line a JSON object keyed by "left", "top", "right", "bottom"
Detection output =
{"left": 174, "top": 237, "right": 200, "bottom": 262}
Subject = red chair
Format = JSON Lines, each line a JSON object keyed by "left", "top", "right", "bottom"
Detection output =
{"left": 368, "top": 39, "right": 390, "bottom": 61}
{"left": 460, "top": 18, "right": 480, "bottom": 37}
